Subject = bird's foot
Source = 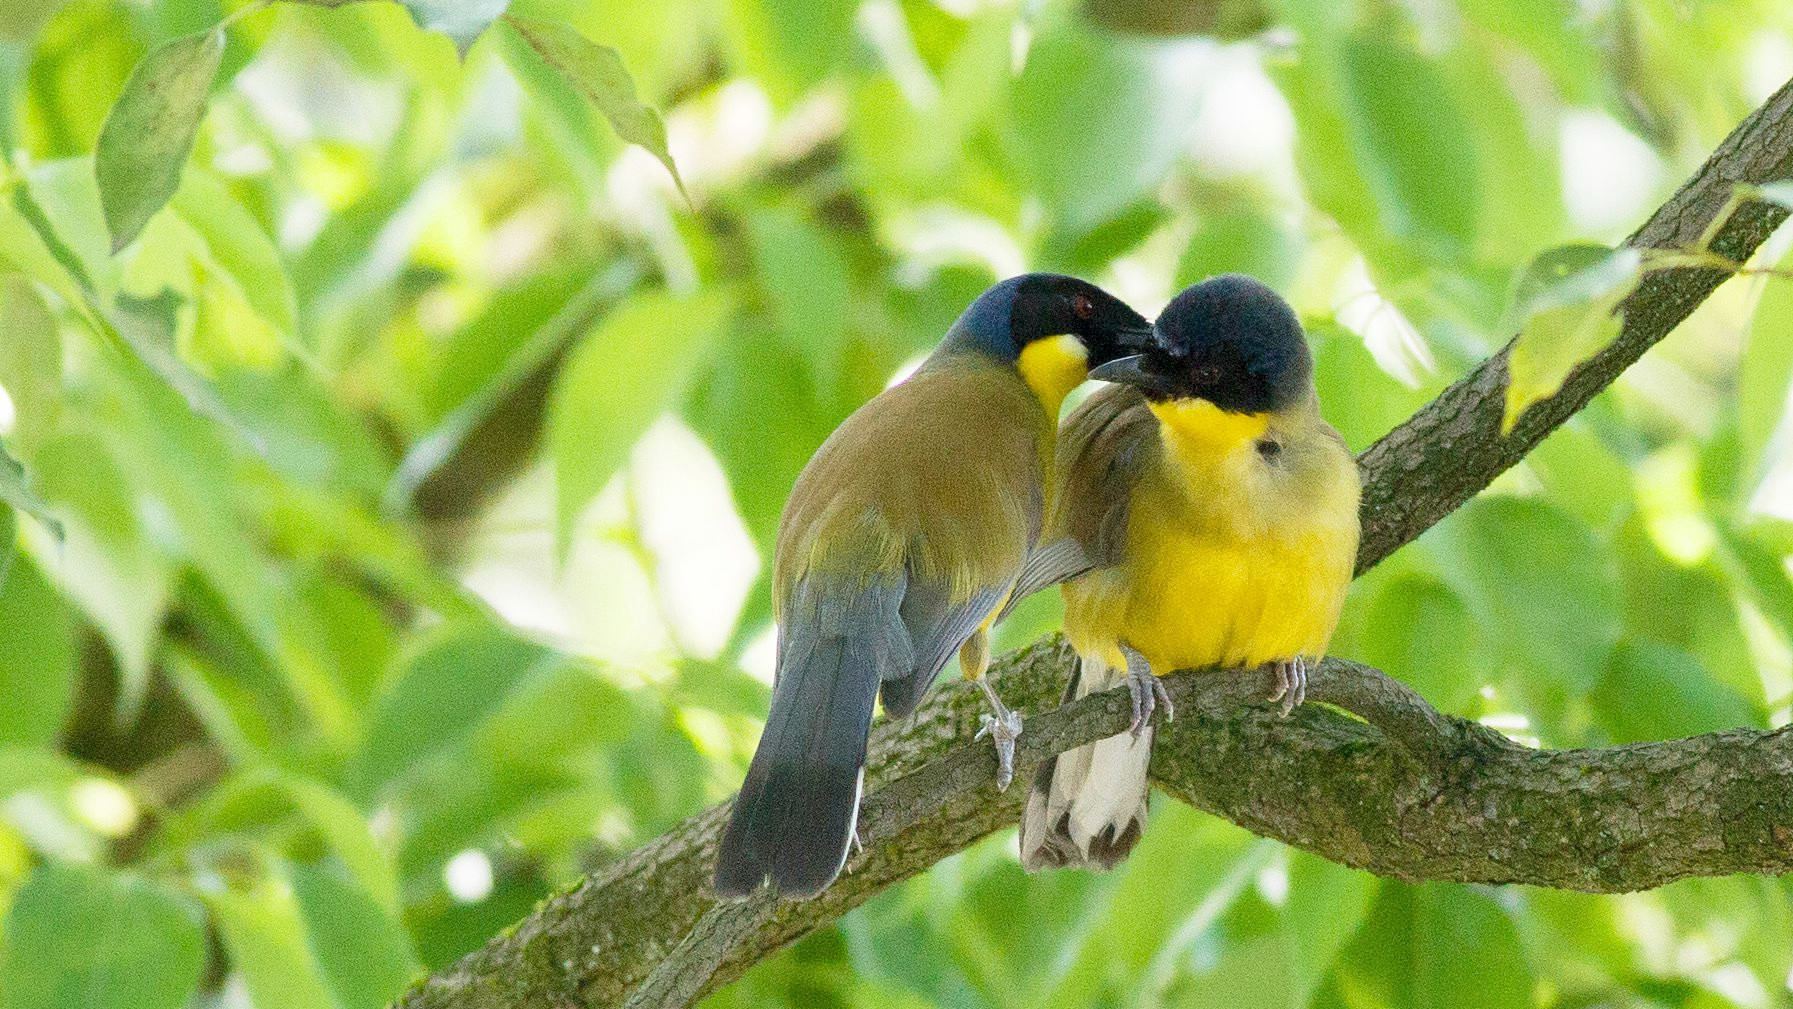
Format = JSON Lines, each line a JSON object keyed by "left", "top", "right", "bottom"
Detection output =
{"left": 974, "top": 678, "right": 1023, "bottom": 791}
{"left": 1121, "top": 644, "right": 1173, "bottom": 737}
{"left": 1268, "top": 656, "right": 1308, "bottom": 717}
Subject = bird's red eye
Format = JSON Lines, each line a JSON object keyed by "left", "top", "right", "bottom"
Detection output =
{"left": 1071, "top": 293, "right": 1095, "bottom": 320}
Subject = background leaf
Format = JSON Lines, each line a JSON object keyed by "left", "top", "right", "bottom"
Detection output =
{"left": 0, "top": 559, "right": 76, "bottom": 746}
{"left": 1333, "top": 883, "right": 1533, "bottom": 1009}
{"left": 349, "top": 622, "right": 554, "bottom": 801}
{"left": 0, "top": 273, "right": 62, "bottom": 450}
{"left": 0, "top": 436, "right": 60, "bottom": 541}
{"left": 0, "top": 863, "right": 205, "bottom": 1009}
{"left": 506, "top": 16, "right": 687, "bottom": 195}
{"left": 93, "top": 29, "right": 222, "bottom": 251}
{"left": 1503, "top": 244, "right": 1643, "bottom": 430}
{"left": 550, "top": 287, "right": 734, "bottom": 551}
{"left": 1336, "top": 35, "right": 1480, "bottom": 257}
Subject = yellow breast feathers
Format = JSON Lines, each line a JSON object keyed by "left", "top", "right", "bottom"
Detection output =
{"left": 1064, "top": 399, "right": 1359, "bottom": 675}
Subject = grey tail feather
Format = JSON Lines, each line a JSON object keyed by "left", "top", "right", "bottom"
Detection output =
{"left": 714, "top": 580, "right": 905, "bottom": 899}
{"left": 1018, "top": 654, "right": 1151, "bottom": 872}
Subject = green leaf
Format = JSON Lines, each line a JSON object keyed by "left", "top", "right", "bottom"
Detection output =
{"left": 506, "top": 16, "right": 687, "bottom": 197}
{"left": 182, "top": 770, "right": 402, "bottom": 914}
{"left": 1176, "top": 207, "right": 1303, "bottom": 293}
{"left": 1720, "top": 523, "right": 1793, "bottom": 643}
{"left": 421, "top": 267, "right": 592, "bottom": 423}
{"left": 1357, "top": 576, "right": 1482, "bottom": 714}
{"left": 0, "top": 558, "right": 76, "bottom": 747}
{"left": 94, "top": 29, "right": 224, "bottom": 252}
{"left": 401, "top": 0, "right": 510, "bottom": 57}
{"left": 1458, "top": 0, "right": 1603, "bottom": 103}
{"left": 289, "top": 863, "right": 420, "bottom": 1009}
{"left": 744, "top": 206, "right": 854, "bottom": 400}
{"left": 0, "top": 436, "right": 61, "bottom": 542}
{"left": 474, "top": 662, "right": 634, "bottom": 774}
{"left": 550, "top": 287, "right": 734, "bottom": 552}
{"left": 106, "top": 290, "right": 266, "bottom": 455}
{"left": 1446, "top": 39, "right": 1565, "bottom": 263}
{"left": 10, "top": 179, "right": 96, "bottom": 296}
{"left": 1271, "top": 27, "right": 1478, "bottom": 278}
{"left": 283, "top": 776, "right": 400, "bottom": 914}
{"left": 1009, "top": 27, "right": 1205, "bottom": 232}
{"left": 0, "top": 505, "right": 12, "bottom": 590}
{"left": 0, "top": 863, "right": 205, "bottom": 1009}
{"left": 28, "top": 431, "right": 172, "bottom": 714}
{"left": 1428, "top": 497, "right": 1621, "bottom": 731}
{"left": 23, "top": 159, "right": 117, "bottom": 298}
{"left": 387, "top": 264, "right": 632, "bottom": 510}
{"left": 1042, "top": 809, "right": 1262, "bottom": 1005}
{"left": 166, "top": 169, "right": 298, "bottom": 338}
{"left": 1525, "top": 424, "right": 1634, "bottom": 529}
{"left": 201, "top": 849, "right": 345, "bottom": 1009}
{"left": 1591, "top": 640, "right": 1759, "bottom": 743}
{"left": 1333, "top": 883, "right": 1532, "bottom": 1009}
{"left": 683, "top": 324, "right": 838, "bottom": 556}
{"left": 0, "top": 274, "right": 62, "bottom": 450}
{"left": 1503, "top": 244, "right": 1643, "bottom": 432}
{"left": 0, "top": 0, "right": 69, "bottom": 42}
{"left": 1336, "top": 36, "right": 1480, "bottom": 256}
{"left": 1281, "top": 854, "right": 1377, "bottom": 1009}
{"left": 723, "top": 0, "right": 860, "bottom": 100}
{"left": 1740, "top": 243, "right": 1793, "bottom": 487}
{"left": 350, "top": 622, "right": 555, "bottom": 801}
{"left": 0, "top": 187, "right": 94, "bottom": 314}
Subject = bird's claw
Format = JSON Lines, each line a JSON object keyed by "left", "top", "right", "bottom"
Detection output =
{"left": 975, "top": 678, "right": 1023, "bottom": 791}
{"left": 975, "top": 708, "right": 1023, "bottom": 791}
{"left": 1121, "top": 644, "right": 1172, "bottom": 737}
{"left": 1268, "top": 656, "right": 1308, "bottom": 717}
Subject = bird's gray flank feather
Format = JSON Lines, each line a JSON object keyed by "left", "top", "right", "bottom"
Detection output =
{"left": 880, "top": 576, "right": 1005, "bottom": 718}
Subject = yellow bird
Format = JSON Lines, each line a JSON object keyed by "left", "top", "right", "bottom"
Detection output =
{"left": 715, "top": 274, "right": 1156, "bottom": 899}
{"left": 1018, "top": 274, "right": 1360, "bottom": 871}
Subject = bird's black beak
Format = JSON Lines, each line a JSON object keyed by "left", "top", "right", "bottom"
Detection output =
{"left": 1088, "top": 353, "right": 1183, "bottom": 397}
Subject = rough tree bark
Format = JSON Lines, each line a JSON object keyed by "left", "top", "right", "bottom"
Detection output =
{"left": 393, "top": 77, "right": 1793, "bottom": 1009}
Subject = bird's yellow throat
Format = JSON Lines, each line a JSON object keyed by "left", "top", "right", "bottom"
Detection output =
{"left": 1149, "top": 398, "right": 1270, "bottom": 454}
{"left": 1017, "top": 334, "right": 1089, "bottom": 418}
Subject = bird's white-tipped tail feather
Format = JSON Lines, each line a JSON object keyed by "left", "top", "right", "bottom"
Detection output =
{"left": 1019, "top": 654, "right": 1151, "bottom": 871}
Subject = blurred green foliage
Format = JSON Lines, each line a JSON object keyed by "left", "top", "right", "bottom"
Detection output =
{"left": 0, "top": 1, "right": 1791, "bottom": 1007}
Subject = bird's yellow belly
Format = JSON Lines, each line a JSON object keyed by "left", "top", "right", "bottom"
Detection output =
{"left": 1063, "top": 506, "right": 1353, "bottom": 675}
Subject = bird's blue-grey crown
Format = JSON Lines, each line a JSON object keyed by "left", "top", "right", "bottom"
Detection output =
{"left": 943, "top": 273, "right": 1152, "bottom": 364}
{"left": 1091, "top": 274, "right": 1312, "bottom": 413}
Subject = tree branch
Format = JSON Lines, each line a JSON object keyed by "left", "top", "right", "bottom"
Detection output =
{"left": 393, "top": 77, "right": 1793, "bottom": 1009}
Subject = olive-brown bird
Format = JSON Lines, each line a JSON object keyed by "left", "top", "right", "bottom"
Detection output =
{"left": 1019, "top": 274, "right": 1360, "bottom": 870}
{"left": 714, "top": 274, "right": 1155, "bottom": 899}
